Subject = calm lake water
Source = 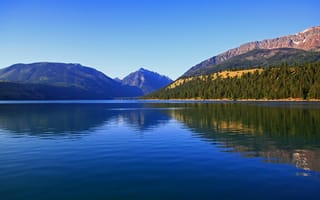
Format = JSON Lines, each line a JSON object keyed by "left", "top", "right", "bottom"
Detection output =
{"left": 0, "top": 100, "right": 320, "bottom": 200}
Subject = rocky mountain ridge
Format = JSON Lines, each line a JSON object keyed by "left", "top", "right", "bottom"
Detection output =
{"left": 184, "top": 26, "right": 320, "bottom": 77}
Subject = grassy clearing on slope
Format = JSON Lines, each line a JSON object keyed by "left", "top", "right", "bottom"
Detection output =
{"left": 169, "top": 68, "right": 263, "bottom": 89}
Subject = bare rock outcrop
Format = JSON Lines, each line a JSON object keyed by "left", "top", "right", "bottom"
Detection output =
{"left": 184, "top": 26, "right": 320, "bottom": 76}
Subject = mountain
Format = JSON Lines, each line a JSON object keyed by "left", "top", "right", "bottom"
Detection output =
{"left": 147, "top": 26, "right": 320, "bottom": 100}
{"left": 0, "top": 62, "right": 143, "bottom": 99}
{"left": 193, "top": 48, "right": 320, "bottom": 75}
{"left": 183, "top": 26, "right": 320, "bottom": 77}
{"left": 121, "top": 68, "right": 172, "bottom": 95}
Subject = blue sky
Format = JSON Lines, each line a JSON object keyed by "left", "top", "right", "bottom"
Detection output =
{"left": 0, "top": 0, "right": 319, "bottom": 79}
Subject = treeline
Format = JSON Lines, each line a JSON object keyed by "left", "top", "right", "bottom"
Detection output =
{"left": 0, "top": 82, "right": 113, "bottom": 100}
{"left": 146, "top": 62, "right": 320, "bottom": 100}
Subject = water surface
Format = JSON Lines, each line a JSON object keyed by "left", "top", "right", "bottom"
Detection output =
{"left": 0, "top": 101, "right": 319, "bottom": 199}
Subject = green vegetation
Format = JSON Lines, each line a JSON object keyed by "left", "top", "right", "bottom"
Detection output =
{"left": 0, "top": 82, "right": 113, "bottom": 100}
{"left": 146, "top": 62, "right": 320, "bottom": 100}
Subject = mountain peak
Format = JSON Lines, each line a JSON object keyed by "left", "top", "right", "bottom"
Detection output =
{"left": 138, "top": 67, "right": 147, "bottom": 72}
{"left": 299, "top": 26, "right": 320, "bottom": 34}
{"left": 121, "top": 68, "right": 172, "bottom": 95}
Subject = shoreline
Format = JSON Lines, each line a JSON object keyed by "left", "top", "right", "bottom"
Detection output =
{"left": 0, "top": 98, "right": 320, "bottom": 103}
{"left": 142, "top": 98, "right": 320, "bottom": 102}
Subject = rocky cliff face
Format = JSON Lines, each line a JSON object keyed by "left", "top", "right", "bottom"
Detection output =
{"left": 183, "top": 26, "right": 320, "bottom": 77}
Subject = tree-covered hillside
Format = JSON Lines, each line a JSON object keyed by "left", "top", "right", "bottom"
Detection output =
{"left": 146, "top": 62, "right": 320, "bottom": 100}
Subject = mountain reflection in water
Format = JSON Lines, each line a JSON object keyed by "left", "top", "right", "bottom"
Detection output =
{"left": 0, "top": 101, "right": 319, "bottom": 172}
{"left": 0, "top": 103, "right": 171, "bottom": 137}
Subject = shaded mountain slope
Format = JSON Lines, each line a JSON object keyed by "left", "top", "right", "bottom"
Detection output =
{"left": 193, "top": 48, "right": 320, "bottom": 75}
{"left": 0, "top": 62, "right": 143, "bottom": 99}
{"left": 121, "top": 68, "right": 172, "bottom": 94}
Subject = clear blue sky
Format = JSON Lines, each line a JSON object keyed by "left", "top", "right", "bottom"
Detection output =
{"left": 0, "top": 0, "right": 319, "bottom": 79}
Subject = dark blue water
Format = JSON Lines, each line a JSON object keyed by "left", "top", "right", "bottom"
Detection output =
{"left": 0, "top": 100, "right": 319, "bottom": 200}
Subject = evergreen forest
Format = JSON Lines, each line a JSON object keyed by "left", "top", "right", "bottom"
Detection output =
{"left": 146, "top": 62, "right": 320, "bottom": 100}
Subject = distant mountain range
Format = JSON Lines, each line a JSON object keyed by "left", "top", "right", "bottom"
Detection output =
{"left": 183, "top": 26, "right": 320, "bottom": 77}
{"left": 120, "top": 68, "right": 172, "bottom": 94}
{"left": 2, "top": 26, "right": 320, "bottom": 100}
{"left": 0, "top": 62, "right": 170, "bottom": 100}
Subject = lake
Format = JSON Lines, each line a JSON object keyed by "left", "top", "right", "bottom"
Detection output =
{"left": 0, "top": 100, "right": 319, "bottom": 200}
